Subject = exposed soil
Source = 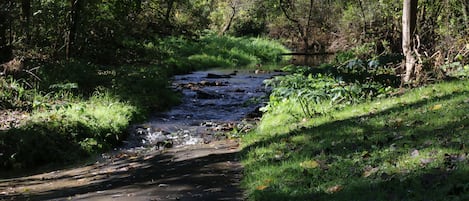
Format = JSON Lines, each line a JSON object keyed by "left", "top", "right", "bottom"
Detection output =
{"left": 0, "top": 110, "right": 29, "bottom": 131}
{"left": 0, "top": 140, "right": 243, "bottom": 201}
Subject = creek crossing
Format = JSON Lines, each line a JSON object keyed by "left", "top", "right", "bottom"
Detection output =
{"left": 124, "top": 68, "right": 281, "bottom": 150}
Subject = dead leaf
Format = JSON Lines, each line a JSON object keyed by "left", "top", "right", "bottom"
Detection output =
{"left": 430, "top": 104, "right": 442, "bottom": 111}
{"left": 326, "top": 185, "right": 343, "bottom": 194}
{"left": 361, "top": 151, "right": 371, "bottom": 159}
{"left": 410, "top": 149, "right": 420, "bottom": 158}
{"left": 256, "top": 185, "right": 268, "bottom": 191}
{"left": 392, "top": 118, "right": 403, "bottom": 127}
{"left": 363, "top": 167, "right": 379, "bottom": 178}
{"left": 420, "top": 158, "right": 435, "bottom": 165}
{"left": 300, "top": 160, "right": 319, "bottom": 169}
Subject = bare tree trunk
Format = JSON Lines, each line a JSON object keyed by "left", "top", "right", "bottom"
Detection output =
{"left": 66, "top": 0, "right": 81, "bottom": 60}
{"left": 21, "top": 0, "right": 31, "bottom": 45}
{"left": 165, "top": 0, "right": 175, "bottom": 24}
{"left": 279, "top": 0, "right": 314, "bottom": 53}
{"left": 402, "top": 0, "right": 418, "bottom": 83}
{"left": 0, "top": 1, "right": 12, "bottom": 63}
{"left": 462, "top": 0, "right": 469, "bottom": 30}
{"left": 304, "top": 0, "right": 314, "bottom": 53}
{"left": 219, "top": 1, "right": 238, "bottom": 36}
{"left": 358, "top": 0, "right": 367, "bottom": 35}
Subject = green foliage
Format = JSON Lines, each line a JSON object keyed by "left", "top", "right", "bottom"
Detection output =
{"left": 0, "top": 77, "right": 35, "bottom": 110}
{"left": 336, "top": 0, "right": 402, "bottom": 52}
{"left": 263, "top": 73, "right": 393, "bottom": 118}
{"left": 35, "top": 60, "right": 177, "bottom": 112}
{"left": 0, "top": 90, "right": 137, "bottom": 169}
{"left": 125, "top": 33, "right": 289, "bottom": 73}
{"left": 242, "top": 79, "right": 469, "bottom": 201}
{"left": 114, "top": 33, "right": 289, "bottom": 74}
{"left": 441, "top": 62, "right": 469, "bottom": 78}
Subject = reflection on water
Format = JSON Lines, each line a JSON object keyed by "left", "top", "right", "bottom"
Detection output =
{"left": 288, "top": 54, "right": 335, "bottom": 66}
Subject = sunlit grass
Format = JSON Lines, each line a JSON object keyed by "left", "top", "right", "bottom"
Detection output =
{"left": 241, "top": 79, "right": 469, "bottom": 201}
{"left": 0, "top": 90, "right": 138, "bottom": 169}
{"left": 161, "top": 33, "right": 290, "bottom": 72}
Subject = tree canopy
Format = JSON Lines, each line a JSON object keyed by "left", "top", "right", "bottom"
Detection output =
{"left": 0, "top": 0, "right": 467, "bottom": 81}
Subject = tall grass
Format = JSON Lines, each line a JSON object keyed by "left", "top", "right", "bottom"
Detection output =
{"left": 0, "top": 90, "right": 137, "bottom": 169}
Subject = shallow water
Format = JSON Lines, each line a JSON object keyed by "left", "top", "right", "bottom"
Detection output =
{"left": 125, "top": 69, "right": 281, "bottom": 149}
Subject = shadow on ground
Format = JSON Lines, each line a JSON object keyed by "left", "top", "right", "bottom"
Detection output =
{"left": 0, "top": 140, "right": 243, "bottom": 201}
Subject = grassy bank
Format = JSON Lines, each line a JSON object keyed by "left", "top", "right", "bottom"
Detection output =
{"left": 121, "top": 33, "right": 290, "bottom": 74}
{"left": 241, "top": 78, "right": 469, "bottom": 200}
{"left": 0, "top": 34, "right": 290, "bottom": 170}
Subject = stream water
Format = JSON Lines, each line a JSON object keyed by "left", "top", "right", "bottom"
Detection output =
{"left": 123, "top": 69, "right": 281, "bottom": 150}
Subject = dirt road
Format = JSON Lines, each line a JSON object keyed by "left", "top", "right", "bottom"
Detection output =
{"left": 0, "top": 140, "right": 243, "bottom": 201}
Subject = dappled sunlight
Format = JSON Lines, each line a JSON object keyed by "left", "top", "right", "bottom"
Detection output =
{"left": 241, "top": 79, "right": 469, "bottom": 200}
{"left": 0, "top": 141, "right": 243, "bottom": 200}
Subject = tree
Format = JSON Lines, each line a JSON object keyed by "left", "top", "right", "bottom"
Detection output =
{"left": 66, "top": 0, "right": 82, "bottom": 59}
{"left": 0, "top": 1, "right": 12, "bottom": 63}
{"left": 402, "top": 0, "right": 418, "bottom": 83}
{"left": 219, "top": 0, "right": 240, "bottom": 35}
{"left": 21, "top": 0, "right": 32, "bottom": 45}
{"left": 279, "top": 0, "right": 315, "bottom": 53}
{"left": 277, "top": 0, "right": 335, "bottom": 53}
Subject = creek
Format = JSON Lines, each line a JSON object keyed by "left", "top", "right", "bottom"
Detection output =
{"left": 124, "top": 68, "right": 282, "bottom": 150}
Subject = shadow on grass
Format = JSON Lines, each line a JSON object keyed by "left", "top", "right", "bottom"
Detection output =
{"left": 240, "top": 88, "right": 469, "bottom": 201}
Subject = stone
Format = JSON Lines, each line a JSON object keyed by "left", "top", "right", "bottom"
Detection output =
{"left": 206, "top": 73, "right": 232, "bottom": 79}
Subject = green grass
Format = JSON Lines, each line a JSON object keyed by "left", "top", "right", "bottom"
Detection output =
{"left": 0, "top": 90, "right": 137, "bottom": 169}
{"left": 125, "top": 33, "right": 290, "bottom": 74}
{"left": 241, "top": 79, "right": 469, "bottom": 201}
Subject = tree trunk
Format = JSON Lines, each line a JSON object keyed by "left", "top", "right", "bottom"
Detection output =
{"left": 21, "top": 0, "right": 31, "bottom": 45}
{"left": 358, "top": 0, "right": 367, "bottom": 35}
{"left": 219, "top": 2, "right": 237, "bottom": 36}
{"left": 66, "top": 0, "right": 81, "bottom": 60}
{"left": 0, "top": 2, "right": 12, "bottom": 63}
{"left": 402, "top": 0, "right": 418, "bottom": 83}
{"left": 279, "top": 0, "right": 313, "bottom": 53}
{"left": 165, "top": 0, "right": 175, "bottom": 24}
{"left": 462, "top": 0, "right": 468, "bottom": 30}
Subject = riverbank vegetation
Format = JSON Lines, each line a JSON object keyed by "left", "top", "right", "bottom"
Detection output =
{"left": 0, "top": 0, "right": 468, "bottom": 199}
{"left": 0, "top": 34, "right": 288, "bottom": 170}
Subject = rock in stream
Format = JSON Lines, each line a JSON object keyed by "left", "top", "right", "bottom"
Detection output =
{"left": 125, "top": 69, "right": 281, "bottom": 150}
